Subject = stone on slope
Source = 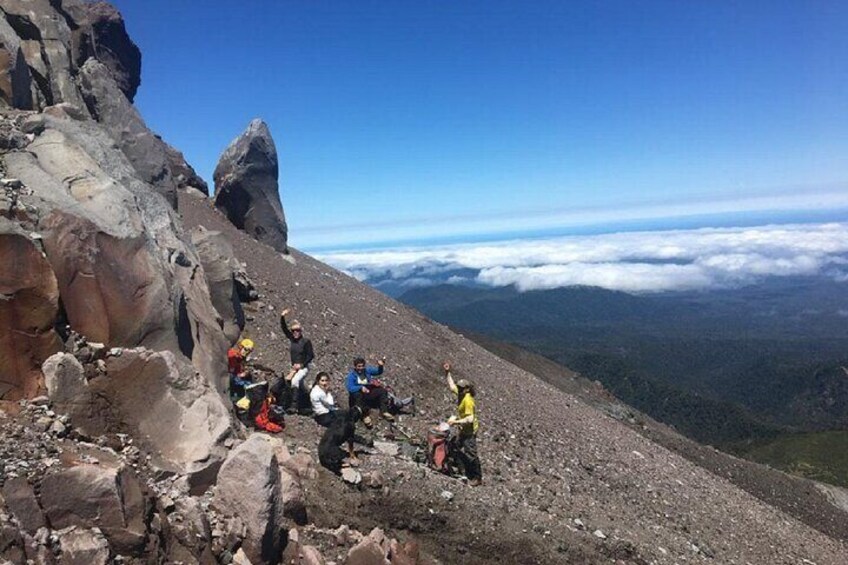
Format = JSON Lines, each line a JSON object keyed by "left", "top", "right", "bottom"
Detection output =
{"left": 0, "top": 223, "right": 62, "bottom": 400}
{"left": 191, "top": 226, "right": 245, "bottom": 344}
{"left": 214, "top": 119, "right": 288, "bottom": 253}
{"left": 57, "top": 527, "right": 111, "bottom": 565}
{"left": 1, "top": 478, "right": 45, "bottom": 534}
{"left": 345, "top": 528, "right": 390, "bottom": 565}
{"left": 40, "top": 464, "right": 148, "bottom": 554}
{"left": 214, "top": 434, "right": 287, "bottom": 564}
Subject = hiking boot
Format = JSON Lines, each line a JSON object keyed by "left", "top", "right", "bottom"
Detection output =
{"left": 468, "top": 478, "right": 483, "bottom": 487}
{"left": 381, "top": 412, "right": 395, "bottom": 422}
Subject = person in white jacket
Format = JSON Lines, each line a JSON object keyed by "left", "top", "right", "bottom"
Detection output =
{"left": 310, "top": 372, "right": 339, "bottom": 427}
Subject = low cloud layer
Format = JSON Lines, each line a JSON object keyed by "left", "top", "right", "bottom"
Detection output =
{"left": 317, "top": 223, "right": 848, "bottom": 293}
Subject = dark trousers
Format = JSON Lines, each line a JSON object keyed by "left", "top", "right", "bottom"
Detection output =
{"left": 314, "top": 411, "right": 337, "bottom": 428}
{"left": 456, "top": 434, "right": 482, "bottom": 481}
{"left": 349, "top": 388, "right": 389, "bottom": 413}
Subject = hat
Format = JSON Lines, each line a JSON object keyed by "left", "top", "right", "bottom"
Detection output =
{"left": 456, "top": 379, "right": 472, "bottom": 389}
{"left": 240, "top": 338, "right": 255, "bottom": 351}
{"left": 289, "top": 320, "right": 302, "bottom": 331}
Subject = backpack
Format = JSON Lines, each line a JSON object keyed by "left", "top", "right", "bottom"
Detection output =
{"left": 244, "top": 381, "right": 269, "bottom": 420}
{"left": 426, "top": 423, "right": 454, "bottom": 473}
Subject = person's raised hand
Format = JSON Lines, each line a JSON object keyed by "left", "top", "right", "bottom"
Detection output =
{"left": 443, "top": 361, "right": 451, "bottom": 373}
{"left": 280, "top": 308, "right": 290, "bottom": 318}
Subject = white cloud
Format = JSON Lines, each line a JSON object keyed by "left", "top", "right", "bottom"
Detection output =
{"left": 316, "top": 222, "right": 848, "bottom": 293}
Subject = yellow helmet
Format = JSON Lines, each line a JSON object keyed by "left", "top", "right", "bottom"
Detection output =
{"left": 239, "top": 338, "right": 255, "bottom": 351}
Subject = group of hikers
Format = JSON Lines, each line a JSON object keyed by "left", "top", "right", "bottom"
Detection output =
{"left": 225, "top": 309, "right": 482, "bottom": 487}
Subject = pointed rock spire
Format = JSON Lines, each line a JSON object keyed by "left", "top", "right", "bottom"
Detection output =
{"left": 213, "top": 119, "right": 288, "bottom": 253}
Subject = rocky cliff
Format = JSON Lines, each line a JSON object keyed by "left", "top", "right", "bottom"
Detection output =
{"left": 0, "top": 0, "right": 230, "bottom": 480}
{"left": 0, "top": 2, "right": 847, "bottom": 565}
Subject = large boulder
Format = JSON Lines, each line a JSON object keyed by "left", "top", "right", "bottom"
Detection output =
{"left": 214, "top": 435, "right": 288, "bottom": 564}
{"left": 1, "top": 478, "right": 45, "bottom": 534}
{"left": 0, "top": 223, "right": 62, "bottom": 400}
{"left": 214, "top": 119, "right": 288, "bottom": 253}
{"left": 40, "top": 464, "right": 148, "bottom": 554}
{"left": 191, "top": 226, "right": 245, "bottom": 344}
{"left": 96, "top": 348, "right": 231, "bottom": 479}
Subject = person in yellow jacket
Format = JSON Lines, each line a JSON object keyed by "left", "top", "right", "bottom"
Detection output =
{"left": 443, "top": 361, "right": 482, "bottom": 486}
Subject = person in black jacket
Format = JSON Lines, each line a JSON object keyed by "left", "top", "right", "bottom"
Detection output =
{"left": 280, "top": 308, "right": 315, "bottom": 413}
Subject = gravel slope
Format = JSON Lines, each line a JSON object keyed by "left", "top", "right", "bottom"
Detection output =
{"left": 180, "top": 192, "right": 848, "bottom": 565}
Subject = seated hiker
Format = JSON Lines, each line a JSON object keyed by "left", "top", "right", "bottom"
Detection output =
{"left": 280, "top": 308, "right": 315, "bottom": 414}
{"left": 227, "top": 339, "right": 255, "bottom": 400}
{"left": 318, "top": 407, "right": 362, "bottom": 475}
{"left": 346, "top": 356, "right": 392, "bottom": 426}
{"left": 444, "top": 361, "right": 482, "bottom": 486}
{"left": 310, "top": 371, "right": 339, "bottom": 427}
{"left": 270, "top": 367, "right": 296, "bottom": 411}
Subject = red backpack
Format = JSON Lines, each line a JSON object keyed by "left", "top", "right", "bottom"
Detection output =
{"left": 426, "top": 424, "right": 453, "bottom": 472}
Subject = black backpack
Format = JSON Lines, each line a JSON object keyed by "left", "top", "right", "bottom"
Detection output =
{"left": 244, "top": 381, "right": 269, "bottom": 420}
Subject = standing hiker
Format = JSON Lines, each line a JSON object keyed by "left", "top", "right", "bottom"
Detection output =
{"left": 346, "top": 356, "right": 392, "bottom": 427}
{"left": 227, "top": 338, "right": 255, "bottom": 400}
{"left": 280, "top": 308, "right": 315, "bottom": 413}
{"left": 444, "top": 361, "right": 482, "bottom": 486}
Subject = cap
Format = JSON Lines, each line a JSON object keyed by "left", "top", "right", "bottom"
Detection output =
{"left": 240, "top": 338, "right": 255, "bottom": 351}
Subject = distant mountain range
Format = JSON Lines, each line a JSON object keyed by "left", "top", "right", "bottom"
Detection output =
{"left": 399, "top": 276, "right": 848, "bottom": 446}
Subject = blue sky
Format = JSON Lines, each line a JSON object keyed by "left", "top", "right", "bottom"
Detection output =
{"left": 113, "top": 0, "right": 848, "bottom": 250}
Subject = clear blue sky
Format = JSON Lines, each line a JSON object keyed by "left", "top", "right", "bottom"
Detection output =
{"left": 112, "top": 0, "right": 848, "bottom": 250}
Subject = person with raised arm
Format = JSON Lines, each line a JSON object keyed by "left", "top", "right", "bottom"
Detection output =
{"left": 444, "top": 361, "right": 482, "bottom": 486}
{"left": 279, "top": 308, "right": 315, "bottom": 413}
{"left": 346, "top": 356, "right": 392, "bottom": 427}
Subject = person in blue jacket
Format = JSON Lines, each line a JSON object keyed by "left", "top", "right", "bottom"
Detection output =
{"left": 346, "top": 356, "right": 392, "bottom": 426}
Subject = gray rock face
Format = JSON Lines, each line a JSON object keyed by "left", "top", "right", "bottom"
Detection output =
{"left": 64, "top": 0, "right": 141, "bottom": 102}
{"left": 40, "top": 464, "right": 148, "bottom": 554}
{"left": 0, "top": 110, "right": 232, "bottom": 472}
{"left": 214, "top": 119, "right": 288, "bottom": 253}
{"left": 78, "top": 58, "right": 177, "bottom": 206}
{"left": 0, "top": 0, "right": 83, "bottom": 109}
{"left": 214, "top": 434, "right": 287, "bottom": 564}
{"left": 0, "top": 14, "right": 33, "bottom": 109}
{"left": 191, "top": 226, "right": 245, "bottom": 344}
{"left": 165, "top": 143, "right": 209, "bottom": 195}
{"left": 0, "top": 0, "right": 206, "bottom": 205}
